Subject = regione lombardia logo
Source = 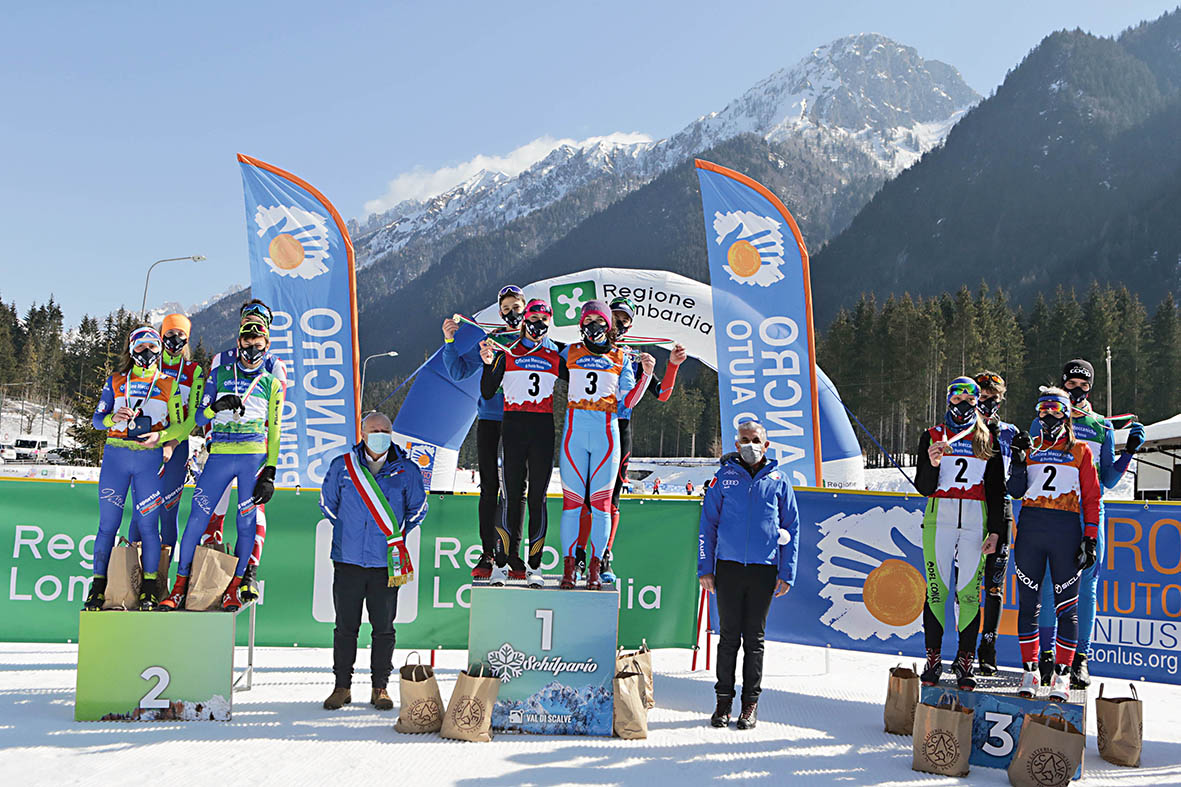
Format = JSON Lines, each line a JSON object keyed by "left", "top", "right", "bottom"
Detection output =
{"left": 712, "top": 210, "right": 786, "bottom": 287}
{"left": 549, "top": 281, "right": 597, "bottom": 326}
{"left": 254, "top": 204, "right": 332, "bottom": 280}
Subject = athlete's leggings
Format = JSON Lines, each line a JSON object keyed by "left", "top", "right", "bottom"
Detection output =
{"left": 129, "top": 438, "right": 189, "bottom": 553}
{"left": 201, "top": 476, "right": 267, "bottom": 568}
{"left": 1015, "top": 507, "right": 1083, "bottom": 666}
{"left": 560, "top": 409, "right": 619, "bottom": 560}
{"left": 177, "top": 452, "right": 262, "bottom": 578}
{"left": 476, "top": 418, "right": 507, "bottom": 558}
{"left": 979, "top": 538, "right": 1011, "bottom": 649}
{"left": 922, "top": 497, "right": 987, "bottom": 653}
{"left": 94, "top": 444, "right": 163, "bottom": 578}
{"left": 1038, "top": 514, "right": 1103, "bottom": 657}
{"left": 499, "top": 411, "right": 554, "bottom": 569}
{"left": 606, "top": 417, "right": 633, "bottom": 551}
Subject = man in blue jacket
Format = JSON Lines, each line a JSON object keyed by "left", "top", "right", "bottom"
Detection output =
{"left": 319, "top": 411, "right": 428, "bottom": 711}
{"left": 699, "top": 419, "right": 799, "bottom": 730}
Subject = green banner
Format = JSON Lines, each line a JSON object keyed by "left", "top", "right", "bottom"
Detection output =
{"left": 1, "top": 479, "right": 699, "bottom": 649}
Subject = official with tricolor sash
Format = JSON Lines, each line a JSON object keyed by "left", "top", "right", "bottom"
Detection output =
{"left": 318, "top": 412, "right": 428, "bottom": 711}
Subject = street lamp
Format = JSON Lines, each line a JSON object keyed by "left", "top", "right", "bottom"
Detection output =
{"left": 361, "top": 350, "right": 399, "bottom": 408}
{"left": 140, "top": 256, "right": 206, "bottom": 321}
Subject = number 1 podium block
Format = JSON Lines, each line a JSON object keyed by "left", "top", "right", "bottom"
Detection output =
{"left": 75, "top": 605, "right": 256, "bottom": 721}
{"left": 468, "top": 586, "right": 619, "bottom": 736}
{"left": 920, "top": 673, "right": 1086, "bottom": 779}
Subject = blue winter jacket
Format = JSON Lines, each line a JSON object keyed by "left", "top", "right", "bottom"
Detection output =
{"left": 698, "top": 454, "right": 800, "bottom": 584}
{"left": 319, "top": 442, "right": 429, "bottom": 569}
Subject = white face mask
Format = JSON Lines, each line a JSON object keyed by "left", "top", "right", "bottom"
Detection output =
{"left": 365, "top": 432, "right": 392, "bottom": 455}
{"left": 739, "top": 442, "right": 765, "bottom": 465}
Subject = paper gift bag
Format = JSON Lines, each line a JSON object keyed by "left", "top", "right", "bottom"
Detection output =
{"left": 884, "top": 663, "right": 920, "bottom": 735}
{"left": 1096, "top": 683, "right": 1142, "bottom": 767}
{"left": 102, "top": 538, "right": 142, "bottom": 610}
{"left": 155, "top": 544, "right": 173, "bottom": 597}
{"left": 395, "top": 652, "right": 445, "bottom": 734}
{"left": 441, "top": 663, "right": 501, "bottom": 742}
{"left": 617, "top": 640, "right": 654, "bottom": 710}
{"left": 912, "top": 691, "right": 973, "bottom": 777}
{"left": 185, "top": 544, "right": 239, "bottom": 611}
{"left": 613, "top": 670, "right": 648, "bottom": 739}
{"left": 1008, "top": 704, "right": 1085, "bottom": 787}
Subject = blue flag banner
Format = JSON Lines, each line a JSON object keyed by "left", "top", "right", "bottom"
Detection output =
{"left": 714, "top": 490, "right": 1181, "bottom": 685}
{"left": 695, "top": 160, "right": 822, "bottom": 486}
{"left": 238, "top": 153, "right": 360, "bottom": 487}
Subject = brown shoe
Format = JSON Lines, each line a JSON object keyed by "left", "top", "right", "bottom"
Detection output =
{"left": 371, "top": 687, "right": 393, "bottom": 710}
{"left": 323, "top": 687, "right": 352, "bottom": 710}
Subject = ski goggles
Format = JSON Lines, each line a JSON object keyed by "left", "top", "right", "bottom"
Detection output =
{"left": 240, "top": 301, "right": 273, "bottom": 325}
{"left": 128, "top": 326, "right": 161, "bottom": 351}
{"left": 239, "top": 317, "right": 270, "bottom": 339}
{"left": 498, "top": 285, "right": 524, "bottom": 299}
{"left": 1036, "top": 399, "right": 1068, "bottom": 417}
{"left": 947, "top": 380, "right": 980, "bottom": 398}
{"left": 524, "top": 299, "right": 552, "bottom": 318}
{"left": 975, "top": 372, "right": 1005, "bottom": 388}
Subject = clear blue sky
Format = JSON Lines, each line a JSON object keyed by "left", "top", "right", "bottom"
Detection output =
{"left": 1, "top": 0, "right": 1176, "bottom": 326}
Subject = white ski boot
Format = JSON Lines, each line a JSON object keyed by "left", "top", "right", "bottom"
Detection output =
{"left": 1018, "top": 663, "right": 1041, "bottom": 698}
{"left": 1048, "top": 665, "right": 1071, "bottom": 701}
{"left": 526, "top": 566, "right": 544, "bottom": 588}
{"left": 489, "top": 562, "right": 509, "bottom": 586}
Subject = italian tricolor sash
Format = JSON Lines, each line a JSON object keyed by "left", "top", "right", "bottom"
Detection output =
{"left": 343, "top": 451, "right": 414, "bottom": 587}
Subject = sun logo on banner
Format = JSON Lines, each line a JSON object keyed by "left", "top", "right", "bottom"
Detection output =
{"left": 405, "top": 442, "right": 437, "bottom": 487}
{"left": 816, "top": 506, "right": 926, "bottom": 641}
{"left": 253, "top": 204, "right": 332, "bottom": 280}
{"left": 712, "top": 210, "right": 786, "bottom": 287}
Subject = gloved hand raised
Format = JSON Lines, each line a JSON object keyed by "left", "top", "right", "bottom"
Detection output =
{"left": 252, "top": 466, "right": 276, "bottom": 505}
{"left": 1011, "top": 430, "right": 1032, "bottom": 463}
{"left": 211, "top": 394, "right": 245, "bottom": 416}
{"left": 1125, "top": 422, "right": 1146, "bottom": 454}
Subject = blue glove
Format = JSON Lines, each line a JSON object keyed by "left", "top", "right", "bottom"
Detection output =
{"left": 1125, "top": 422, "right": 1145, "bottom": 454}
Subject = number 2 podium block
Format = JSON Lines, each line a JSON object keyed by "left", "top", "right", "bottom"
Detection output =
{"left": 75, "top": 608, "right": 249, "bottom": 721}
{"left": 921, "top": 674, "right": 1086, "bottom": 779}
{"left": 468, "top": 586, "right": 619, "bottom": 736}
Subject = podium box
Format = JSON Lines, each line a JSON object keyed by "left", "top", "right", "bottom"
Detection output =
{"left": 75, "top": 603, "right": 256, "bottom": 721}
{"left": 468, "top": 585, "right": 618, "bottom": 735}
{"left": 921, "top": 672, "right": 1085, "bottom": 779}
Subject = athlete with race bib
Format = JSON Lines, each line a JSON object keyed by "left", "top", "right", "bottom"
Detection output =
{"left": 559, "top": 300, "right": 653, "bottom": 590}
{"left": 914, "top": 376, "right": 1006, "bottom": 690}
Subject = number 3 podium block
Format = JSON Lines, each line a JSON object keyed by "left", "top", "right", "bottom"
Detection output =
{"left": 468, "top": 586, "right": 619, "bottom": 736}
{"left": 75, "top": 606, "right": 254, "bottom": 721}
{"left": 921, "top": 675, "right": 1086, "bottom": 779}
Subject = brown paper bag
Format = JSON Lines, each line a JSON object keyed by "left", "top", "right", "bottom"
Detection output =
{"left": 885, "top": 663, "right": 920, "bottom": 735}
{"left": 441, "top": 663, "right": 501, "bottom": 742}
{"left": 102, "top": 538, "right": 142, "bottom": 609}
{"left": 912, "top": 690, "right": 973, "bottom": 777}
{"left": 185, "top": 544, "right": 239, "bottom": 611}
{"left": 617, "top": 640, "right": 654, "bottom": 710}
{"left": 613, "top": 670, "right": 648, "bottom": 739}
{"left": 1096, "top": 683, "right": 1142, "bottom": 767}
{"left": 1008, "top": 704, "right": 1085, "bottom": 787}
{"left": 155, "top": 544, "right": 173, "bottom": 597}
{"left": 395, "top": 652, "right": 445, "bottom": 734}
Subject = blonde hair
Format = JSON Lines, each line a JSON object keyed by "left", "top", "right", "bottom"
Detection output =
{"left": 971, "top": 412, "right": 996, "bottom": 460}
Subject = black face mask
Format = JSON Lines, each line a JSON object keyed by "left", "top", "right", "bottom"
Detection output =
{"left": 614, "top": 320, "right": 630, "bottom": 337}
{"left": 947, "top": 399, "right": 976, "bottom": 427}
{"left": 240, "top": 345, "right": 266, "bottom": 365}
{"left": 581, "top": 321, "right": 608, "bottom": 350}
{"left": 131, "top": 347, "right": 159, "bottom": 369}
{"left": 524, "top": 320, "right": 548, "bottom": 340}
{"left": 1039, "top": 414, "right": 1066, "bottom": 443}
{"left": 503, "top": 309, "right": 523, "bottom": 329}
{"left": 1067, "top": 385, "right": 1089, "bottom": 405}
{"left": 162, "top": 335, "right": 187, "bottom": 356}
{"left": 977, "top": 397, "right": 1001, "bottom": 419}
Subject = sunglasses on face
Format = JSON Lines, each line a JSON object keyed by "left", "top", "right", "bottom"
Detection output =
{"left": 1037, "top": 401, "right": 1068, "bottom": 417}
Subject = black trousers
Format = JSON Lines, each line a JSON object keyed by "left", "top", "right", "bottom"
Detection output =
{"left": 332, "top": 561, "right": 399, "bottom": 689}
{"left": 476, "top": 418, "right": 506, "bottom": 557}
{"left": 714, "top": 559, "right": 778, "bottom": 704}
{"left": 979, "top": 542, "right": 1010, "bottom": 647}
{"left": 500, "top": 411, "right": 554, "bottom": 569}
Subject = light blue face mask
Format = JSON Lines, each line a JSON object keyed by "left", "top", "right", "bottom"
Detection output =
{"left": 365, "top": 432, "right": 392, "bottom": 455}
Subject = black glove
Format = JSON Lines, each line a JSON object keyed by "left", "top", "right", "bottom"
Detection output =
{"left": 1125, "top": 422, "right": 1145, "bottom": 454}
{"left": 252, "top": 465, "right": 276, "bottom": 505}
{"left": 211, "top": 394, "right": 245, "bottom": 415}
{"left": 1011, "top": 430, "right": 1031, "bottom": 463}
{"left": 1076, "top": 535, "right": 1097, "bottom": 570}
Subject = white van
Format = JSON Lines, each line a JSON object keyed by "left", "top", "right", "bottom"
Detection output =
{"left": 14, "top": 438, "right": 51, "bottom": 462}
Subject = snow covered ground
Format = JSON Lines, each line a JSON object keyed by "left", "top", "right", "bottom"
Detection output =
{"left": 0, "top": 397, "right": 75, "bottom": 449}
{"left": 3, "top": 641, "right": 1179, "bottom": 785}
